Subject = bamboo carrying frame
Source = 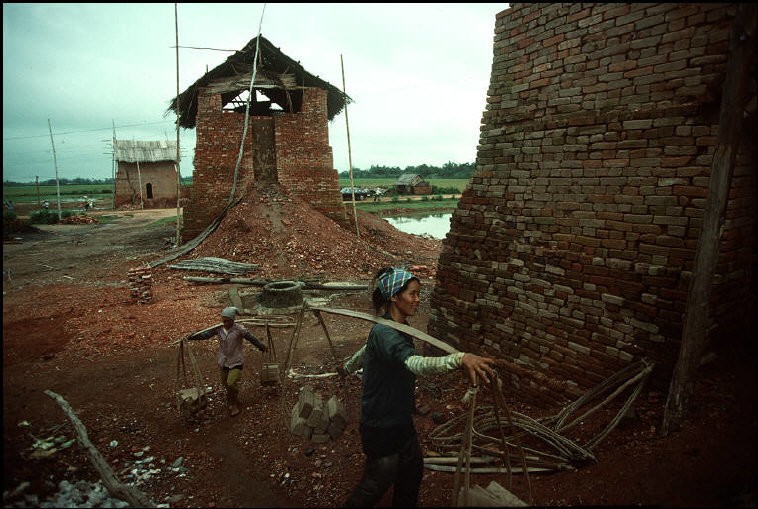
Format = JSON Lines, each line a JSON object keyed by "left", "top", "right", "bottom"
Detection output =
{"left": 175, "top": 339, "right": 208, "bottom": 419}
{"left": 260, "top": 321, "right": 281, "bottom": 386}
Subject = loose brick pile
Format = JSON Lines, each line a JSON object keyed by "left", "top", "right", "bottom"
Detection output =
{"left": 289, "top": 385, "right": 347, "bottom": 443}
{"left": 128, "top": 266, "right": 154, "bottom": 304}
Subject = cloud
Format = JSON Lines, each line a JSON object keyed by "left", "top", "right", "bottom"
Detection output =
{"left": 2, "top": 3, "right": 506, "bottom": 182}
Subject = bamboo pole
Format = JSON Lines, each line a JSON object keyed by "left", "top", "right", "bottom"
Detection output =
{"left": 174, "top": 3, "right": 182, "bottom": 246}
{"left": 47, "top": 118, "right": 62, "bottom": 221}
{"left": 340, "top": 54, "right": 360, "bottom": 238}
{"left": 136, "top": 160, "right": 144, "bottom": 210}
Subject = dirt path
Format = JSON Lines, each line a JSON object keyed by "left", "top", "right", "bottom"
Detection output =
{"left": 3, "top": 208, "right": 756, "bottom": 508}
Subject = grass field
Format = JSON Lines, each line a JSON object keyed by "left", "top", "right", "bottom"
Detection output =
{"left": 338, "top": 178, "right": 469, "bottom": 192}
{"left": 2, "top": 184, "right": 113, "bottom": 204}
{"left": 351, "top": 197, "right": 458, "bottom": 214}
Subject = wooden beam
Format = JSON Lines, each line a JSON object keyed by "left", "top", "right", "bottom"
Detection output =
{"left": 662, "top": 3, "right": 757, "bottom": 435}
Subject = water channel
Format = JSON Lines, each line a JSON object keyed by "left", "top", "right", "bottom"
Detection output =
{"left": 384, "top": 212, "right": 452, "bottom": 240}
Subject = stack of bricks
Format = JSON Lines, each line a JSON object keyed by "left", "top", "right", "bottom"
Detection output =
{"left": 128, "top": 266, "right": 154, "bottom": 304}
{"left": 428, "top": 3, "right": 756, "bottom": 408}
{"left": 289, "top": 385, "right": 347, "bottom": 443}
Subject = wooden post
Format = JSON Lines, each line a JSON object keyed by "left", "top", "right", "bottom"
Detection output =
{"left": 111, "top": 120, "right": 116, "bottom": 211}
{"left": 661, "top": 3, "right": 757, "bottom": 435}
{"left": 341, "top": 54, "right": 360, "bottom": 238}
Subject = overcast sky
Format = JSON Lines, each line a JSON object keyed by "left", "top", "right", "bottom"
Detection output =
{"left": 2, "top": 3, "right": 507, "bottom": 183}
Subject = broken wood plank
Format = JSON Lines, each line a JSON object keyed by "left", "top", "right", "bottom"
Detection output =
{"left": 43, "top": 390, "right": 156, "bottom": 508}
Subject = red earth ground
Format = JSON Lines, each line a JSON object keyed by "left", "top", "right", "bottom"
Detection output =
{"left": 3, "top": 192, "right": 756, "bottom": 508}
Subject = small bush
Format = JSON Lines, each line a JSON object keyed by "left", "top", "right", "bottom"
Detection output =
{"left": 29, "top": 209, "right": 79, "bottom": 225}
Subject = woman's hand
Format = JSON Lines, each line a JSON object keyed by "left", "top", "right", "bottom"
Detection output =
{"left": 460, "top": 353, "right": 497, "bottom": 386}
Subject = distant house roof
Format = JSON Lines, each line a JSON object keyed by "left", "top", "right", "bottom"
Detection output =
{"left": 114, "top": 140, "right": 178, "bottom": 163}
{"left": 395, "top": 173, "right": 425, "bottom": 186}
{"left": 167, "top": 34, "right": 352, "bottom": 129}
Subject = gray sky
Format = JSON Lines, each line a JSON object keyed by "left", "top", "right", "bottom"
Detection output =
{"left": 2, "top": 3, "right": 507, "bottom": 183}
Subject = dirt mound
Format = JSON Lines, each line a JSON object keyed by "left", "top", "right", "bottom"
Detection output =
{"left": 185, "top": 184, "right": 442, "bottom": 281}
{"left": 2, "top": 216, "right": 41, "bottom": 239}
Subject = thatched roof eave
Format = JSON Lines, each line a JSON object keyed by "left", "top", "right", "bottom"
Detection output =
{"left": 166, "top": 35, "right": 352, "bottom": 129}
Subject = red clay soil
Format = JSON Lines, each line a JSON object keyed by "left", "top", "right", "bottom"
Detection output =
{"left": 2, "top": 187, "right": 756, "bottom": 508}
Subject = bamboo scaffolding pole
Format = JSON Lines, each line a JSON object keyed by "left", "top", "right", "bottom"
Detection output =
{"left": 340, "top": 54, "right": 359, "bottom": 238}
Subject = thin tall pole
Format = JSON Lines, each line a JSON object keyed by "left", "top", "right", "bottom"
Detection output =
{"left": 111, "top": 120, "right": 116, "bottom": 211}
{"left": 136, "top": 160, "right": 144, "bottom": 210}
{"left": 47, "top": 118, "right": 62, "bottom": 221}
{"left": 35, "top": 176, "right": 40, "bottom": 206}
{"left": 174, "top": 3, "right": 182, "bottom": 246}
{"left": 340, "top": 54, "right": 359, "bottom": 238}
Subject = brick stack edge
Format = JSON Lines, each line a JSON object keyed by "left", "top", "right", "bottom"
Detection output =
{"left": 429, "top": 3, "right": 757, "bottom": 408}
{"left": 128, "top": 266, "right": 154, "bottom": 304}
{"left": 290, "top": 385, "right": 348, "bottom": 443}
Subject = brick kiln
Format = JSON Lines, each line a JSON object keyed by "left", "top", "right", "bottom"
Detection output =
{"left": 168, "top": 35, "right": 352, "bottom": 241}
{"left": 430, "top": 3, "right": 757, "bottom": 407}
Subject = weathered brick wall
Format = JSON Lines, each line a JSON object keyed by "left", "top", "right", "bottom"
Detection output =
{"left": 183, "top": 91, "right": 252, "bottom": 239}
{"left": 429, "top": 3, "right": 756, "bottom": 408}
{"left": 183, "top": 87, "right": 345, "bottom": 240}
{"left": 115, "top": 162, "right": 178, "bottom": 209}
{"left": 275, "top": 88, "right": 346, "bottom": 222}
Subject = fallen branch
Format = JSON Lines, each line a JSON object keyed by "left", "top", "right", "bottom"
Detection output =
{"left": 43, "top": 390, "right": 156, "bottom": 508}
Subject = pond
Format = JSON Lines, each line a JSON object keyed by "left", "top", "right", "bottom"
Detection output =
{"left": 384, "top": 212, "right": 452, "bottom": 240}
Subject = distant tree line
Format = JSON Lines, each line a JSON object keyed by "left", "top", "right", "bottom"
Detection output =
{"left": 339, "top": 161, "right": 475, "bottom": 179}
{"left": 3, "top": 177, "right": 194, "bottom": 186}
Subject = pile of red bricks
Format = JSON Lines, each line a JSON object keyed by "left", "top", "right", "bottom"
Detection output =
{"left": 289, "top": 385, "right": 347, "bottom": 443}
{"left": 127, "top": 266, "right": 154, "bottom": 304}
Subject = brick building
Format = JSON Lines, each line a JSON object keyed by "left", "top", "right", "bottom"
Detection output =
{"left": 169, "top": 35, "right": 352, "bottom": 240}
{"left": 429, "top": 3, "right": 756, "bottom": 407}
{"left": 395, "top": 173, "right": 433, "bottom": 195}
{"left": 113, "top": 140, "right": 179, "bottom": 209}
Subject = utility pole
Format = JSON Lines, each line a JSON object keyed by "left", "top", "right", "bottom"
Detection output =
{"left": 112, "top": 120, "right": 117, "bottom": 211}
{"left": 48, "top": 118, "right": 62, "bottom": 221}
{"left": 35, "top": 176, "right": 40, "bottom": 207}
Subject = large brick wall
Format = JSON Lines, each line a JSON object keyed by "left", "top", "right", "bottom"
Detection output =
{"left": 275, "top": 89, "right": 346, "bottom": 222}
{"left": 183, "top": 87, "right": 345, "bottom": 240}
{"left": 429, "top": 3, "right": 756, "bottom": 407}
{"left": 115, "top": 162, "right": 178, "bottom": 209}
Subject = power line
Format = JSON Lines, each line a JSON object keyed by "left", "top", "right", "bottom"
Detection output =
{"left": 3, "top": 119, "right": 177, "bottom": 141}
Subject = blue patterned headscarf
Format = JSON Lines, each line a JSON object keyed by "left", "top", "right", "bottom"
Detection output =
{"left": 377, "top": 268, "right": 417, "bottom": 301}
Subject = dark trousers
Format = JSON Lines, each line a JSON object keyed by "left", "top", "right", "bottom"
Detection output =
{"left": 344, "top": 433, "right": 424, "bottom": 507}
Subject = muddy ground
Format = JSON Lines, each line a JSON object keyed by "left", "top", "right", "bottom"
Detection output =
{"left": 3, "top": 205, "right": 756, "bottom": 507}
